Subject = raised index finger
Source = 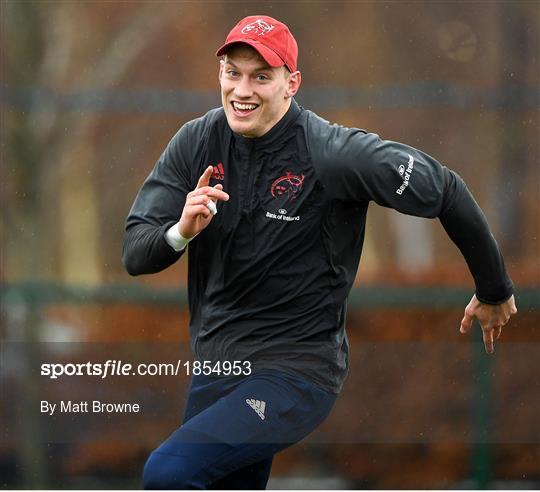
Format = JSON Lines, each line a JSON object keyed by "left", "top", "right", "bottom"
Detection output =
{"left": 196, "top": 166, "right": 214, "bottom": 189}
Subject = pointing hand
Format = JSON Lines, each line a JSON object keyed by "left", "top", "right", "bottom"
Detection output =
{"left": 178, "top": 166, "right": 229, "bottom": 239}
{"left": 460, "top": 294, "right": 517, "bottom": 353}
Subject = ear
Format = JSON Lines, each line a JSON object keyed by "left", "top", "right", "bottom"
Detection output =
{"left": 285, "top": 70, "right": 302, "bottom": 98}
{"left": 218, "top": 59, "right": 225, "bottom": 81}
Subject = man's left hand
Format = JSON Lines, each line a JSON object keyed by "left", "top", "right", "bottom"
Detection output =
{"left": 460, "top": 294, "right": 517, "bottom": 353}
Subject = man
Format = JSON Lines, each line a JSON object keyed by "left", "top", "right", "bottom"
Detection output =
{"left": 123, "top": 15, "right": 517, "bottom": 489}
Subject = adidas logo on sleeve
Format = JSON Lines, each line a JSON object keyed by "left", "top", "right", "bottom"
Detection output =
{"left": 246, "top": 398, "right": 266, "bottom": 420}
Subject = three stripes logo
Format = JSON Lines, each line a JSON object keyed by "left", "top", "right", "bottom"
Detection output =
{"left": 211, "top": 163, "right": 225, "bottom": 181}
{"left": 246, "top": 398, "right": 266, "bottom": 420}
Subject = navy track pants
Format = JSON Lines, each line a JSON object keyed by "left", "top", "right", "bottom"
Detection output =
{"left": 143, "top": 370, "right": 336, "bottom": 489}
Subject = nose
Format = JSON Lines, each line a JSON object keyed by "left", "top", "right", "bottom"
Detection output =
{"left": 234, "top": 75, "right": 253, "bottom": 99}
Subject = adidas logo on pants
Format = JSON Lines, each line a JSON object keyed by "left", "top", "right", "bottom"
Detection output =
{"left": 246, "top": 398, "right": 266, "bottom": 420}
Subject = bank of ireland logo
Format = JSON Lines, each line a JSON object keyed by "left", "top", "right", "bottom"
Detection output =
{"left": 270, "top": 171, "right": 305, "bottom": 203}
{"left": 241, "top": 19, "right": 275, "bottom": 36}
{"left": 396, "top": 154, "right": 415, "bottom": 196}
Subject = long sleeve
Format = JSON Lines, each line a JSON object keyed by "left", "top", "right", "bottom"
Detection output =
{"left": 122, "top": 124, "right": 193, "bottom": 276}
{"left": 308, "top": 119, "right": 450, "bottom": 217}
{"left": 307, "top": 112, "right": 513, "bottom": 304}
{"left": 439, "top": 177, "right": 514, "bottom": 304}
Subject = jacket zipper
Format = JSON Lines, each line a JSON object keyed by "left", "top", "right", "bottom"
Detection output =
{"left": 245, "top": 143, "right": 257, "bottom": 256}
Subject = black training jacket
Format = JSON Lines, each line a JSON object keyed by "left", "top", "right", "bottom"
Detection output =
{"left": 123, "top": 100, "right": 513, "bottom": 393}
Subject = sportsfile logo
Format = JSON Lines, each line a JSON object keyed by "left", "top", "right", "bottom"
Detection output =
{"left": 396, "top": 154, "right": 415, "bottom": 195}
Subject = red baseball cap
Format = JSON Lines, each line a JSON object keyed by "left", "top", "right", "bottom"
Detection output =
{"left": 216, "top": 15, "right": 298, "bottom": 72}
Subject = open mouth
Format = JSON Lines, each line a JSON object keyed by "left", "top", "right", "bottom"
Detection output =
{"left": 231, "top": 101, "right": 259, "bottom": 117}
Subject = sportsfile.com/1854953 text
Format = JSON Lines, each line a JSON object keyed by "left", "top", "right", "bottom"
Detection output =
{"left": 40, "top": 360, "right": 252, "bottom": 379}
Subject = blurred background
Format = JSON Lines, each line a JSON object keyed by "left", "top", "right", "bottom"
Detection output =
{"left": 1, "top": 0, "right": 539, "bottom": 489}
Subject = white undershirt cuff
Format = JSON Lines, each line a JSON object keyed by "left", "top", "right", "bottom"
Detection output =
{"left": 165, "top": 222, "right": 197, "bottom": 252}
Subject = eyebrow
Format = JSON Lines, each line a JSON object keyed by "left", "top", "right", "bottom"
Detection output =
{"left": 224, "top": 59, "right": 273, "bottom": 73}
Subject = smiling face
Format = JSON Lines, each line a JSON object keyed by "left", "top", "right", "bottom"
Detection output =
{"left": 219, "top": 44, "right": 301, "bottom": 138}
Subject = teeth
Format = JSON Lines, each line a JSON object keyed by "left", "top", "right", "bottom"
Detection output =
{"left": 233, "top": 102, "right": 257, "bottom": 111}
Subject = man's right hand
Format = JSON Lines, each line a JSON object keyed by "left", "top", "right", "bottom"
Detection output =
{"left": 178, "top": 166, "right": 229, "bottom": 239}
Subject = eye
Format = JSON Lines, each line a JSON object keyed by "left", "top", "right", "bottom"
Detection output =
{"left": 226, "top": 70, "right": 239, "bottom": 77}
{"left": 256, "top": 74, "right": 269, "bottom": 81}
